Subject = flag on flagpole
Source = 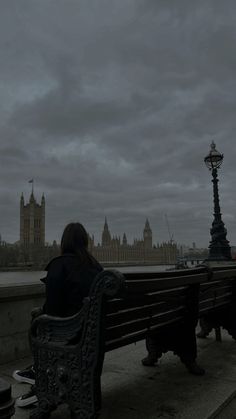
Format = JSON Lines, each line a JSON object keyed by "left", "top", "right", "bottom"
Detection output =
{"left": 28, "top": 179, "right": 34, "bottom": 194}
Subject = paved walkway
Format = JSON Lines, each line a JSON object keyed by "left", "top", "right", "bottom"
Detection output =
{"left": 1, "top": 330, "right": 236, "bottom": 419}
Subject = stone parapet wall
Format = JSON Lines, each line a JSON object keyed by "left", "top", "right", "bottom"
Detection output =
{"left": 0, "top": 283, "right": 45, "bottom": 364}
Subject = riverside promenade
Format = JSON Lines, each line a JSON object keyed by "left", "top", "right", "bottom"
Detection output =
{"left": 1, "top": 329, "right": 236, "bottom": 419}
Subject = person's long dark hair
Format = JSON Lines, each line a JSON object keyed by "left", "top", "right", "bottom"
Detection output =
{"left": 60, "top": 222, "right": 97, "bottom": 266}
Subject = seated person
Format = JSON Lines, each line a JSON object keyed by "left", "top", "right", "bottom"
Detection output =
{"left": 13, "top": 222, "right": 103, "bottom": 407}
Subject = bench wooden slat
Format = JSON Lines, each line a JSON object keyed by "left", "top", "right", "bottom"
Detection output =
{"left": 212, "top": 270, "right": 236, "bottom": 281}
{"left": 125, "top": 273, "right": 208, "bottom": 293}
{"left": 215, "top": 286, "right": 232, "bottom": 295}
{"left": 106, "top": 329, "right": 147, "bottom": 351}
{"left": 199, "top": 300, "right": 231, "bottom": 314}
{"left": 200, "top": 280, "right": 232, "bottom": 291}
{"left": 200, "top": 292, "right": 232, "bottom": 303}
{"left": 106, "top": 307, "right": 185, "bottom": 341}
{"left": 199, "top": 287, "right": 232, "bottom": 300}
{"left": 199, "top": 295, "right": 231, "bottom": 312}
{"left": 106, "top": 300, "right": 185, "bottom": 327}
{"left": 107, "top": 287, "right": 187, "bottom": 312}
{"left": 200, "top": 292, "right": 232, "bottom": 304}
{"left": 105, "top": 315, "right": 184, "bottom": 351}
{"left": 123, "top": 267, "right": 206, "bottom": 281}
{"left": 200, "top": 285, "right": 232, "bottom": 294}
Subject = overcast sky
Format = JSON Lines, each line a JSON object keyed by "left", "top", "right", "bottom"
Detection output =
{"left": 0, "top": 0, "right": 236, "bottom": 247}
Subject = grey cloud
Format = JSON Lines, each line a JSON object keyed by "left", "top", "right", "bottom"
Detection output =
{"left": 0, "top": 0, "right": 236, "bottom": 248}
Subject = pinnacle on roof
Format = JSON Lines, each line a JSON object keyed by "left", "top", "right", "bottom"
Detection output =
{"left": 144, "top": 218, "right": 151, "bottom": 230}
{"left": 29, "top": 191, "right": 35, "bottom": 203}
{"left": 104, "top": 216, "right": 109, "bottom": 230}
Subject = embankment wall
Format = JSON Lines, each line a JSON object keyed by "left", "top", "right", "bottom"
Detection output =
{"left": 0, "top": 283, "right": 45, "bottom": 364}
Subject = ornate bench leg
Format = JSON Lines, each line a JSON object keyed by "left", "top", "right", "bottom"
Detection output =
{"left": 30, "top": 372, "right": 56, "bottom": 419}
{"left": 70, "top": 411, "right": 99, "bottom": 419}
{"left": 68, "top": 371, "right": 101, "bottom": 419}
{"left": 70, "top": 413, "right": 99, "bottom": 419}
{"left": 68, "top": 390, "right": 99, "bottom": 419}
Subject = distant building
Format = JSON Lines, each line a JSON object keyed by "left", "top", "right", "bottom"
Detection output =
{"left": 89, "top": 218, "right": 178, "bottom": 265}
{"left": 20, "top": 191, "right": 45, "bottom": 248}
{"left": 178, "top": 243, "right": 208, "bottom": 263}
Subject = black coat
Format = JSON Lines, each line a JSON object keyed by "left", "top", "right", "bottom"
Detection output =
{"left": 42, "top": 253, "right": 103, "bottom": 317}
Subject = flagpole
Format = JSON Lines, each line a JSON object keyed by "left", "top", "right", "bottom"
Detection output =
{"left": 28, "top": 179, "right": 34, "bottom": 194}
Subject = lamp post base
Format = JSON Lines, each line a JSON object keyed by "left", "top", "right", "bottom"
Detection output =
{"left": 208, "top": 216, "right": 232, "bottom": 261}
{"left": 208, "top": 242, "right": 232, "bottom": 261}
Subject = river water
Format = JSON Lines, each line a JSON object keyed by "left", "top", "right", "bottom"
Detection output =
{"left": 0, "top": 265, "right": 173, "bottom": 286}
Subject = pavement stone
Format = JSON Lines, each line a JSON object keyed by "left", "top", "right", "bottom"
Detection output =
{"left": 1, "top": 329, "right": 236, "bottom": 419}
{"left": 212, "top": 396, "right": 236, "bottom": 419}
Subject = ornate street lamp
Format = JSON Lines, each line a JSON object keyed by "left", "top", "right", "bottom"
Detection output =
{"left": 204, "top": 141, "right": 231, "bottom": 260}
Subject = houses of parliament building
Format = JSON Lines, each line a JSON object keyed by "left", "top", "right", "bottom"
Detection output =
{"left": 18, "top": 191, "right": 178, "bottom": 266}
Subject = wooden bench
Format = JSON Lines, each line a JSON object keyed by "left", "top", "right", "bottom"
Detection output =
{"left": 29, "top": 264, "right": 236, "bottom": 419}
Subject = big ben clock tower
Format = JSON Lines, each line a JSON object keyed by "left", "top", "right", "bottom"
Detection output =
{"left": 143, "top": 219, "right": 152, "bottom": 249}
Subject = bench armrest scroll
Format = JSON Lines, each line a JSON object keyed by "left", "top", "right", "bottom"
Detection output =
{"left": 30, "top": 297, "right": 90, "bottom": 344}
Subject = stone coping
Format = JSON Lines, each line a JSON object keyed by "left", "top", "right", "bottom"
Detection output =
{"left": 0, "top": 283, "right": 44, "bottom": 301}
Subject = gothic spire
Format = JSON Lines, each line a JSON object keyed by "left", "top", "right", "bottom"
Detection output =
{"left": 144, "top": 218, "right": 151, "bottom": 230}
{"left": 102, "top": 217, "right": 111, "bottom": 246}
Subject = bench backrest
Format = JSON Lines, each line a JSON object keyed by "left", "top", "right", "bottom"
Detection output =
{"left": 199, "top": 266, "right": 236, "bottom": 314}
{"left": 30, "top": 264, "right": 236, "bottom": 352}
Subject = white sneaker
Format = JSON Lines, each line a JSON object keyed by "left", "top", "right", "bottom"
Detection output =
{"left": 13, "top": 365, "right": 35, "bottom": 385}
{"left": 16, "top": 386, "right": 38, "bottom": 408}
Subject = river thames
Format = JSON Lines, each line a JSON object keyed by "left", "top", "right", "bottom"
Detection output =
{"left": 0, "top": 265, "right": 176, "bottom": 286}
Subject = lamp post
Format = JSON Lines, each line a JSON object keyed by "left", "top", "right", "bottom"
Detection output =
{"left": 204, "top": 141, "right": 231, "bottom": 260}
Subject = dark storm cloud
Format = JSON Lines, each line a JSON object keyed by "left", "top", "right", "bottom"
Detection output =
{"left": 0, "top": 0, "right": 236, "bottom": 247}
